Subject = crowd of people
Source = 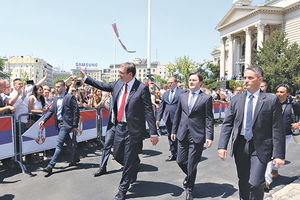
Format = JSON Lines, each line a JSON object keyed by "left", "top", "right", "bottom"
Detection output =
{"left": 1, "top": 63, "right": 300, "bottom": 200}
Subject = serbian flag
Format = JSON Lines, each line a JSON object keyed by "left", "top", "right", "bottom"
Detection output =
{"left": 112, "top": 23, "right": 136, "bottom": 53}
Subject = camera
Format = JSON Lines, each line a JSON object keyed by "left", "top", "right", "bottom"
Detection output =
{"left": 26, "top": 80, "right": 34, "bottom": 85}
{"left": 76, "top": 81, "right": 82, "bottom": 87}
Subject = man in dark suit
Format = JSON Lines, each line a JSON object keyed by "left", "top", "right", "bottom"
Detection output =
{"left": 218, "top": 66, "right": 285, "bottom": 200}
{"left": 171, "top": 72, "right": 214, "bottom": 200}
{"left": 156, "top": 76, "right": 185, "bottom": 161}
{"left": 80, "top": 62, "right": 159, "bottom": 200}
{"left": 40, "top": 80, "right": 80, "bottom": 174}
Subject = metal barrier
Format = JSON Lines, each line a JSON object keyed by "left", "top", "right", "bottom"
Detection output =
{"left": 0, "top": 108, "right": 100, "bottom": 173}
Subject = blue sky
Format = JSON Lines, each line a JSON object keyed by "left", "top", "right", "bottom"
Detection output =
{"left": 0, "top": 0, "right": 265, "bottom": 70}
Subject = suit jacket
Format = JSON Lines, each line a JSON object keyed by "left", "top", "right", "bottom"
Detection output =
{"left": 43, "top": 92, "right": 80, "bottom": 130}
{"left": 172, "top": 91, "right": 214, "bottom": 144}
{"left": 85, "top": 77, "right": 157, "bottom": 142}
{"left": 157, "top": 87, "right": 185, "bottom": 123}
{"left": 218, "top": 91, "right": 285, "bottom": 163}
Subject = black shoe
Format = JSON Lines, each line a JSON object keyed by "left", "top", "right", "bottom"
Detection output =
{"left": 183, "top": 176, "right": 188, "bottom": 188}
{"left": 113, "top": 190, "right": 126, "bottom": 200}
{"left": 68, "top": 158, "right": 80, "bottom": 167}
{"left": 186, "top": 192, "right": 193, "bottom": 200}
{"left": 43, "top": 166, "right": 52, "bottom": 174}
{"left": 94, "top": 168, "right": 107, "bottom": 177}
{"left": 165, "top": 155, "right": 176, "bottom": 161}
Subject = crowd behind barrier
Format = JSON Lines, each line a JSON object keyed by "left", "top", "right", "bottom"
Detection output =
{"left": 0, "top": 108, "right": 105, "bottom": 173}
{"left": 0, "top": 102, "right": 228, "bottom": 173}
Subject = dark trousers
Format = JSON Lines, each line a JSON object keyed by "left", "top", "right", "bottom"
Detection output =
{"left": 166, "top": 118, "right": 177, "bottom": 157}
{"left": 177, "top": 132, "right": 204, "bottom": 193}
{"left": 99, "top": 126, "right": 115, "bottom": 170}
{"left": 48, "top": 122, "right": 78, "bottom": 168}
{"left": 234, "top": 136, "right": 267, "bottom": 200}
{"left": 113, "top": 123, "right": 140, "bottom": 192}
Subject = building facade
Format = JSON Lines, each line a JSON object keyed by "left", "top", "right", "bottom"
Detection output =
{"left": 215, "top": 0, "right": 300, "bottom": 80}
{"left": 7, "top": 56, "right": 53, "bottom": 86}
{"left": 71, "top": 67, "right": 102, "bottom": 81}
{"left": 109, "top": 59, "right": 169, "bottom": 83}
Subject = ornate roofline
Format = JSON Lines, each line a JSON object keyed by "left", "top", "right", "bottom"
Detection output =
{"left": 284, "top": 1, "right": 300, "bottom": 14}
{"left": 216, "top": 6, "right": 284, "bottom": 31}
{"left": 216, "top": 6, "right": 256, "bottom": 29}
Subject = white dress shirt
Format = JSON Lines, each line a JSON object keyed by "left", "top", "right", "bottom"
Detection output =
{"left": 56, "top": 93, "right": 66, "bottom": 121}
{"left": 169, "top": 87, "right": 177, "bottom": 102}
{"left": 188, "top": 89, "right": 201, "bottom": 111}
{"left": 117, "top": 78, "right": 136, "bottom": 122}
{"left": 241, "top": 89, "right": 260, "bottom": 136}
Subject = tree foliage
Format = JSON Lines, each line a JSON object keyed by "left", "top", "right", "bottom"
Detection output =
{"left": 253, "top": 30, "right": 300, "bottom": 94}
{"left": 153, "top": 75, "right": 167, "bottom": 87}
{"left": 167, "top": 56, "right": 197, "bottom": 87}
{"left": 0, "top": 59, "right": 10, "bottom": 79}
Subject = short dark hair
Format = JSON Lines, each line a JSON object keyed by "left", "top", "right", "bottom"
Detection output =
{"left": 13, "top": 78, "right": 22, "bottom": 83}
{"left": 275, "top": 83, "right": 290, "bottom": 94}
{"left": 245, "top": 65, "right": 264, "bottom": 77}
{"left": 189, "top": 72, "right": 203, "bottom": 82}
{"left": 122, "top": 62, "right": 136, "bottom": 77}
{"left": 56, "top": 80, "right": 65, "bottom": 86}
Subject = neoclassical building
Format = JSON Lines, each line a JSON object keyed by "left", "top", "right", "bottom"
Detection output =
{"left": 213, "top": 0, "right": 300, "bottom": 79}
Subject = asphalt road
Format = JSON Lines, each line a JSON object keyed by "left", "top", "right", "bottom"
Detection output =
{"left": 1, "top": 125, "right": 300, "bottom": 200}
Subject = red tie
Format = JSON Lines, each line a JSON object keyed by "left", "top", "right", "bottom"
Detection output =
{"left": 117, "top": 83, "right": 127, "bottom": 122}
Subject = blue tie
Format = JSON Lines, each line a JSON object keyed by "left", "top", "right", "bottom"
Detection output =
{"left": 188, "top": 92, "right": 196, "bottom": 113}
{"left": 169, "top": 90, "right": 174, "bottom": 102}
{"left": 245, "top": 94, "right": 254, "bottom": 141}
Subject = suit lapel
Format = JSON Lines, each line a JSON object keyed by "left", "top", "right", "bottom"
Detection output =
{"left": 252, "top": 91, "right": 265, "bottom": 126}
{"left": 189, "top": 92, "right": 203, "bottom": 114}
{"left": 113, "top": 81, "right": 124, "bottom": 107}
{"left": 165, "top": 90, "right": 171, "bottom": 103}
{"left": 171, "top": 88, "right": 179, "bottom": 104}
{"left": 182, "top": 92, "right": 189, "bottom": 114}
{"left": 238, "top": 92, "right": 247, "bottom": 127}
{"left": 125, "top": 79, "right": 139, "bottom": 108}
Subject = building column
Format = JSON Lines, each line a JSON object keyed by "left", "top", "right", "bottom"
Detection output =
{"left": 220, "top": 37, "right": 226, "bottom": 79}
{"left": 233, "top": 36, "right": 241, "bottom": 77}
{"left": 227, "top": 35, "right": 234, "bottom": 79}
{"left": 256, "top": 23, "right": 265, "bottom": 50}
{"left": 244, "top": 27, "right": 252, "bottom": 67}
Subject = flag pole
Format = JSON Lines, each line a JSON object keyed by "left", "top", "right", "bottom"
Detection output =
{"left": 113, "top": 19, "right": 117, "bottom": 81}
{"left": 147, "top": 0, "right": 151, "bottom": 76}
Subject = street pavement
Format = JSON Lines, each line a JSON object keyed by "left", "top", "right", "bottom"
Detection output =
{"left": 1, "top": 125, "right": 300, "bottom": 200}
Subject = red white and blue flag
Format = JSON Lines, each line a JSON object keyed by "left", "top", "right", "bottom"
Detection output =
{"left": 112, "top": 23, "right": 136, "bottom": 53}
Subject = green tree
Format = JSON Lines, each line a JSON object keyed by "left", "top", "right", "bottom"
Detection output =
{"left": 0, "top": 59, "right": 10, "bottom": 79}
{"left": 253, "top": 30, "right": 300, "bottom": 94}
{"left": 21, "top": 72, "right": 29, "bottom": 85}
{"left": 167, "top": 56, "right": 196, "bottom": 87}
{"left": 153, "top": 75, "right": 167, "bottom": 87}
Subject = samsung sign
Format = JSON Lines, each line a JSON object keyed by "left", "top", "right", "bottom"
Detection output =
{"left": 76, "top": 63, "right": 98, "bottom": 67}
